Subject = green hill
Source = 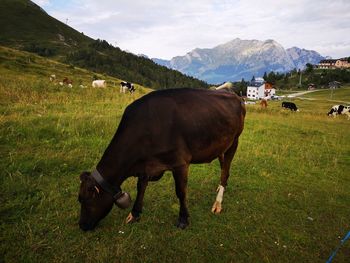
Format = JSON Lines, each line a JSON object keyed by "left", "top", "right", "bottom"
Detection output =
{"left": 0, "top": 45, "right": 149, "bottom": 93}
{"left": 263, "top": 67, "right": 350, "bottom": 90}
{"left": 0, "top": 46, "right": 151, "bottom": 97}
{"left": 0, "top": 0, "right": 209, "bottom": 90}
{"left": 0, "top": 0, "right": 92, "bottom": 58}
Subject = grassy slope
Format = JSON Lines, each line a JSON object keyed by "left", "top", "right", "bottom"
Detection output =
{"left": 1, "top": 48, "right": 349, "bottom": 262}
{"left": 0, "top": 46, "right": 150, "bottom": 91}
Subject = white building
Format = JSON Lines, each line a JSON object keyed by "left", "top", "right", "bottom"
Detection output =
{"left": 264, "top": 83, "right": 276, "bottom": 98}
{"left": 247, "top": 77, "right": 265, "bottom": 100}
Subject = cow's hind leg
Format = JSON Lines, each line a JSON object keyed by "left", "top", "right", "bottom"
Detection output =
{"left": 212, "top": 137, "right": 239, "bottom": 214}
{"left": 172, "top": 165, "right": 190, "bottom": 229}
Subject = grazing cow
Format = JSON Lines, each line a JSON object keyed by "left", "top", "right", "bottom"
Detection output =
{"left": 63, "top": 77, "right": 72, "bottom": 85}
{"left": 78, "top": 88, "right": 246, "bottom": 231}
{"left": 260, "top": 99, "right": 268, "bottom": 108}
{"left": 327, "top": 105, "right": 350, "bottom": 119}
{"left": 49, "top": 74, "right": 56, "bottom": 82}
{"left": 282, "top": 101, "right": 299, "bottom": 111}
{"left": 92, "top": 80, "right": 107, "bottom": 88}
{"left": 120, "top": 81, "right": 135, "bottom": 93}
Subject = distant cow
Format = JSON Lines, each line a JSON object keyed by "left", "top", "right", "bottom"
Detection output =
{"left": 327, "top": 105, "right": 350, "bottom": 119}
{"left": 63, "top": 77, "right": 72, "bottom": 85}
{"left": 120, "top": 81, "right": 135, "bottom": 93}
{"left": 92, "top": 80, "right": 107, "bottom": 88}
{"left": 49, "top": 74, "right": 56, "bottom": 82}
{"left": 78, "top": 88, "right": 246, "bottom": 231}
{"left": 282, "top": 101, "right": 299, "bottom": 111}
{"left": 260, "top": 99, "right": 268, "bottom": 108}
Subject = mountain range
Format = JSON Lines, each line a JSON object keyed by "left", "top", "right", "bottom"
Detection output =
{"left": 152, "top": 38, "right": 325, "bottom": 84}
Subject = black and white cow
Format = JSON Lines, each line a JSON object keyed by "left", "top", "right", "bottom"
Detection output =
{"left": 282, "top": 101, "right": 299, "bottom": 111}
{"left": 120, "top": 81, "right": 135, "bottom": 93}
{"left": 327, "top": 105, "right": 350, "bottom": 119}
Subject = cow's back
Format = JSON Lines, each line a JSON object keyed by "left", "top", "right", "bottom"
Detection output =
{"left": 114, "top": 88, "right": 245, "bottom": 166}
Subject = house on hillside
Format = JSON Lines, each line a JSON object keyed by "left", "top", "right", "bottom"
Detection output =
{"left": 247, "top": 77, "right": 275, "bottom": 100}
{"left": 335, "top": 58, "right": 350, "bottom": 68}
{"left": 264, "top": 82, "right": 276, "bottom": 97}
{"left": 317, "top": 58, "right": 350, "bottom": 69}
{"left": 308, "top": 83, "right": 316, "bottom": 90}
{"left": 329, "top": 81, "right": 341, "bottom": 89}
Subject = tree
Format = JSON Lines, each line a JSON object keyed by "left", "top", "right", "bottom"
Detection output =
{"left": 305, "top": 63, "right": 314, "bottom": 74}
{"left": 263, "top": 72, "right": 267, "bottom": 80}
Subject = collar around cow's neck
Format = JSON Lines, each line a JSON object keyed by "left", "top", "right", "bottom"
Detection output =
{"left": 91, "top": 169, "right": 123, "bottom": 200}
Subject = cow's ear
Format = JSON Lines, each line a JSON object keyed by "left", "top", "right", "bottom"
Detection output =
{"left": 80, "top": 171, "right": 91, "bottom": 182}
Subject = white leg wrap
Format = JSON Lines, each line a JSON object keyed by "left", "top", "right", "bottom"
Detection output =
{"left": 215, "top": 185, "right": 225, "bottom": 204}
{"left": 211, "top": 185, "right": 225, "bottom": 214}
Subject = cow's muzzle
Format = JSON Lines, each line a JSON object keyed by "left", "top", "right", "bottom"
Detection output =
{"left": 115, "top": 192, "right": 132, "bottom": 209}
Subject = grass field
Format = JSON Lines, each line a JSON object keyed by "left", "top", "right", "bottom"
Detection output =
{"left": 1, "top": 47, "right": 350, "bottom": 262}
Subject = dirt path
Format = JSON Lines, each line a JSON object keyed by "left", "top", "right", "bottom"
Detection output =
{"left": 286, "top": 89, "right": 321, "bottom": 98}
{"left": 286, "top": 90, "right": 350, "bottom": 104}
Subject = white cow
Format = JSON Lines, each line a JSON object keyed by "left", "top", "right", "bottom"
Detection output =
{"left": 49, "top": 74, "right": 56, "bottom": 82}
{"left": 92, "top": 80, "right": 107, "bottom": 88}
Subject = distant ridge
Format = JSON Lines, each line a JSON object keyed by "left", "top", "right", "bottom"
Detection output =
{"left": 152, "top": 38, "right": 325, "bottom": 84}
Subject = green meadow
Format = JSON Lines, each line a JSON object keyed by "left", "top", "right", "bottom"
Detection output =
{"left": 1, "top": 47, "right": 349, "bottom": 262}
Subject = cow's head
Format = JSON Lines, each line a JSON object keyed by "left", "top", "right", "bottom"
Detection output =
{"left": 78, "top": 172, "right": 114, "bottom": 231}
{"left": 327, "top": 106, "right": 338, "bottom": 116}
{"left": 78, "top": 171, "right": 132, "bottom": 231}
{"left": 327, "top": 109, "right": 334, "bottom": 116}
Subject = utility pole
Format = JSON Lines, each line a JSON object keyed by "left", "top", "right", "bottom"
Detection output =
{"left": 298, "top": 70, "right": 302, "bottom": 88}
{"left": 66, "top": 18, "right": 68, "bottom": 24}
{"left": 330, "top": 87, "right": 334, "bottom": 100}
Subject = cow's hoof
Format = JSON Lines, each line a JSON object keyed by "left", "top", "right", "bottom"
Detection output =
{"left": 176, "top": 217, "right": 189, "bottom": 229}
{"left": 211, "top": 201, "right": 222, "bottom": 214}
{"left": 125, "top": 212, "right": 140, "bottom": 224}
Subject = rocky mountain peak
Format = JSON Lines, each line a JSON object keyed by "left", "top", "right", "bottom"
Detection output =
{"left": 153, "top": 38, "right": 325, "bottom": 84}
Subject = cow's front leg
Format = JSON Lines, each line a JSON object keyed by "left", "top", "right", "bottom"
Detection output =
{"left": 126, "top": 176, "right": 148, "bottom": 224}
{"left": 172, "top": 165, "right": 189, "bottom": 229}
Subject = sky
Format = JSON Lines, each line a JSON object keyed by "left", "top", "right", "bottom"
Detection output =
{"left": 33, "top": 0, "right": 350, "bottom": 60}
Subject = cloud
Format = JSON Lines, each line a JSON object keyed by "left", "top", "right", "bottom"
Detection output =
{"left": 32, "top": 0, "right": 50, "bottom": 6}
{"left": 33, "top": 0, "right": 350, "bottom": 59}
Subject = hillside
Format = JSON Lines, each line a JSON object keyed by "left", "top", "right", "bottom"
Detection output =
{"left": 152, "top": 38, "right": 324, "bottom": 84}
{"left": 265, "top": 67, "right": 350, "bottom": 90}
{"left": 0, "top": 0, "right": 208, "bottom": 90}
{"left": 0, "top": 0, "right": 93, "bottom": 58}
{"left": 0, "top": 45, "right": 150, "bottom": 91}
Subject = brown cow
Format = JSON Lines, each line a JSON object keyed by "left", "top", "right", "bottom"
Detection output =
{"left": 260, "top": 99, "right": 268, "bottom": 108}
{"left": 78, "top": 88, "right": 246, "bottom": 230}
{"left": 63, "top": 77, "right": 72, "bottom": 85}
